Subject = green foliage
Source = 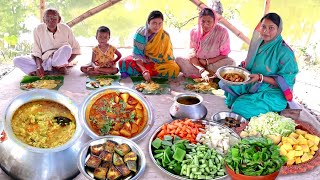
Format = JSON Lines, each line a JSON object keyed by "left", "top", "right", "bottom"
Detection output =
{"left": 3, "top": 35, "right": 18, "bottom": 47}
{"left": 0, "top": 40, "right": 32, "bottom": 63}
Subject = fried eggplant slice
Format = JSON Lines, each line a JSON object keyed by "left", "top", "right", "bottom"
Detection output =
{"left": 124, "top": 151, "right": 137, "bottom": 163}
{"left": 105, "top": 140, "right": 118, "bottom": 153}
{"left": 114, "top": 143, "right": 131, "bottom": 156}
{"left": 99, "top": 151, "right": 113, "bottom": 162}
{"left": 113, "top": 153, "right": 124, "bottom": 166}
{"left": 126, "top": 160, "right": 137, "bottom": 173}
{"left": 116, "top": 164, "right": 131, "bottom": 177}
{"left": 90, "top": 144, "right": 104, "bottom": 156}
{"left": 85, "top": 155, "right": 101, "bottom": 169}
{"left": 101, "top": 161, "right": 112, "bottom": 169}
{"left": 107, "top": 165, "right": 122, "bottom": 180}
{"left": 93, "top": 167, "right": 108, "bottom": 180}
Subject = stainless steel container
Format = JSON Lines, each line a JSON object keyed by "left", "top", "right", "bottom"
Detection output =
{"left": 216, "top": 65, "right": 251, "bottom": 85}
{"left": 0, "top": 90, "right": 91, "bottom": 180}
{"left": 211, "top": 111, "right": 247, "bottom": 128}
{"left": 169, "top": 93, "right": 207, "bottom": 119}
{"left": 79, "top": 86, "right": 154, "bottom": 142}
{"left": 149, "top": 119, "right": 240, "bottom": 180}
{"left": 77, "top": 136, "right": 146, "bottom": 180}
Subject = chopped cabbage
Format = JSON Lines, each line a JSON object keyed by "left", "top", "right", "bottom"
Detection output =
{"left": 246, "top": 112, "right": 296, "bottom": 137}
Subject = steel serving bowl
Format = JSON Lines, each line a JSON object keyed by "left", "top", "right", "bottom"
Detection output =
{"left": 216, "top": 65, "right": 251, "bottom": 85}
{"left": 0, "top": 89, "right": 90, "bottom": 180}
{"left": 77, "top": 135, "right": 146, "bottom": 180}
{"left": 211, "top": 111, "right": 247, "bottom": 128}
{"left": 79, "top": 86, "right": 154, "bottom": 142}
{"left": 148, "top": 119, "right": 240, "bottom": 180}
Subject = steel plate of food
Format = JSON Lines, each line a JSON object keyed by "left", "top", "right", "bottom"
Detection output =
{"left": 79, "top": 86, "right": 154, "bottom": 142}
{"left": 149, "top": 119, "right": 240, "bottom": 180}
{"left": 216, "top": 66, "right": 251, "bottom": 85}
{"left": 77, "top": 136, "right": 146, "bottom": 180}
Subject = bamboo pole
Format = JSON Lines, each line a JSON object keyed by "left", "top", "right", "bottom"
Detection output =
{"left": 263, "top": 0, "right": 271, "bottom": 15}
{"left": 40, "top": 0, "right": 45, "bottom": 22}
{"left": 189, "top": 0, "right": 250, "bottom": 44}
{"left": 67, "top": 0, "right": 122, "bottom": 27}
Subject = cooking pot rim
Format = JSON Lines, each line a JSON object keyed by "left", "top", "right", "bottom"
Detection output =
{"left": 174, "top": 93, "right": 203, "bottom": 105}
{"left": 2, "top": 89, "right": 83, "bottom": 153}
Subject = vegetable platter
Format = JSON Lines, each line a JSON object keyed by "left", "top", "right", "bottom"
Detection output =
{"left": 235, "top": 112, "right": 320, "bottom": 174}
{"left": 149, "top": 119, "right": 240, "bottom": 180}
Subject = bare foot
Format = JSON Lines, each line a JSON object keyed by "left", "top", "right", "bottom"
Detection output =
{"left": 52, "top": 67, "right": 69, "bottom": 75}
{"left": 67, "top": 60, "right": 78, "bottom": 67}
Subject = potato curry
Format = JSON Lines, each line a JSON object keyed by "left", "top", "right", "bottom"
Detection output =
{"left": 223, "top": 73, "right": 245, "bottom": 82}
{"left": 86, "top": 91, "right": 148, "bottom": 138}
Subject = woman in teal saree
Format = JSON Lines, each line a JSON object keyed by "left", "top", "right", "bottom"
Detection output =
{"left": 219, "top": 13, "right": 299, "bottom": 119}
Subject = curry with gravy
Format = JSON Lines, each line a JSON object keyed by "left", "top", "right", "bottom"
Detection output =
{"left": 86, "top": 90, "right": 148, "bottom": 137}
{"left": 11, "top": 100, "right": 76, "bottom": 148}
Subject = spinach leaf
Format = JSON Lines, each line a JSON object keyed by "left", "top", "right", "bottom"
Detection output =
{"left": 225, "top": 137, "right": 287, "bottom": 176}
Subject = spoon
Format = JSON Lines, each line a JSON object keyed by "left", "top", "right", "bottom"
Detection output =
{"left": 54, "top": 116, "right": 72, "bottom": 127}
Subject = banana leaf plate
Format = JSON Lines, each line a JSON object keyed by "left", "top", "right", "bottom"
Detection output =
{"left": 86, "top": 75, "right": 120, "bottom": 90}
{"left": 184, "top": 77, "right": 222, "bottom": 95}
{"left": 20, "top": 75, "right": 64, "bottom": 90}
{"left": 131, "top": 76, "right": 170, "bottom": 95}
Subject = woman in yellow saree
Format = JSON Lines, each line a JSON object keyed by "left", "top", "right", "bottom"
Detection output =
{"left": 119, "top": 10, "right": 180, "bottom": 81}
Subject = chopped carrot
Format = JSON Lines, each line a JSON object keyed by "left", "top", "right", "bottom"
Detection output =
{"left": 156, "top": 119, "right": 205, "bottom": 143}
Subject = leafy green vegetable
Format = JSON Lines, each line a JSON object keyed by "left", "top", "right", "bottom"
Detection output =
{"left": 152, "top": 138, "right": 162, "bottom": 149}
{"left": 173, "top": 147, "right": 186, "bottom": 162}
{"left": 225, "top": 137, "right": 287, "bottom": 176}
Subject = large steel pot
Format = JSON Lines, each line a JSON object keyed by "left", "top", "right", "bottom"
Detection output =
{"left": 0, "top": 90, "right": 91, "bottom": 180}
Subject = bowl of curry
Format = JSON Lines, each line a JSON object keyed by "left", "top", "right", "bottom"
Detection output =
{"left": 216, "top": 65, "right": 251, "bottom": 85}
{"left": 1, "top": 90, "right": 90, "bottom": 179}
{"left": 2, "top": 89, "right": 83, "bottom": 153}
{"left": 79, "top": 86, "right": 154, "bottom": 142}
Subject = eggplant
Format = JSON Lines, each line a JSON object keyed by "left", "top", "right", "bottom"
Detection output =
{"left": 116, "top": 164, "right": 131, "bottom": 177}
{"left": 101, "top": 161, "right": 112, "bottom": 169}
{"left": 99, "top": 151, "right": 113, "bottom": 162}
{"left": 113, "top": 153, "right": 124, "bottom": 166}
{"left": 126, "top": 160, "right": 137, "bottom": 173}
{"left": 124, "top": 151, "right": 137, "bottom": 162}
{"left": 93, "top": 167, "right": 108, "bottom": 180}
{"left": 90, "top": 144, "right": 104, "bottom": 156}
{"left": 85, "top": 155, "right": 101, "bottom": 169}
{"left": 107, "top": 165, "right": 122, "bottom": 180}
{"left": 114, "top": 143, "right": 131, "bottom": 156}
{"left": 104, "top": 140, "right": 118, "bottom": 153}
